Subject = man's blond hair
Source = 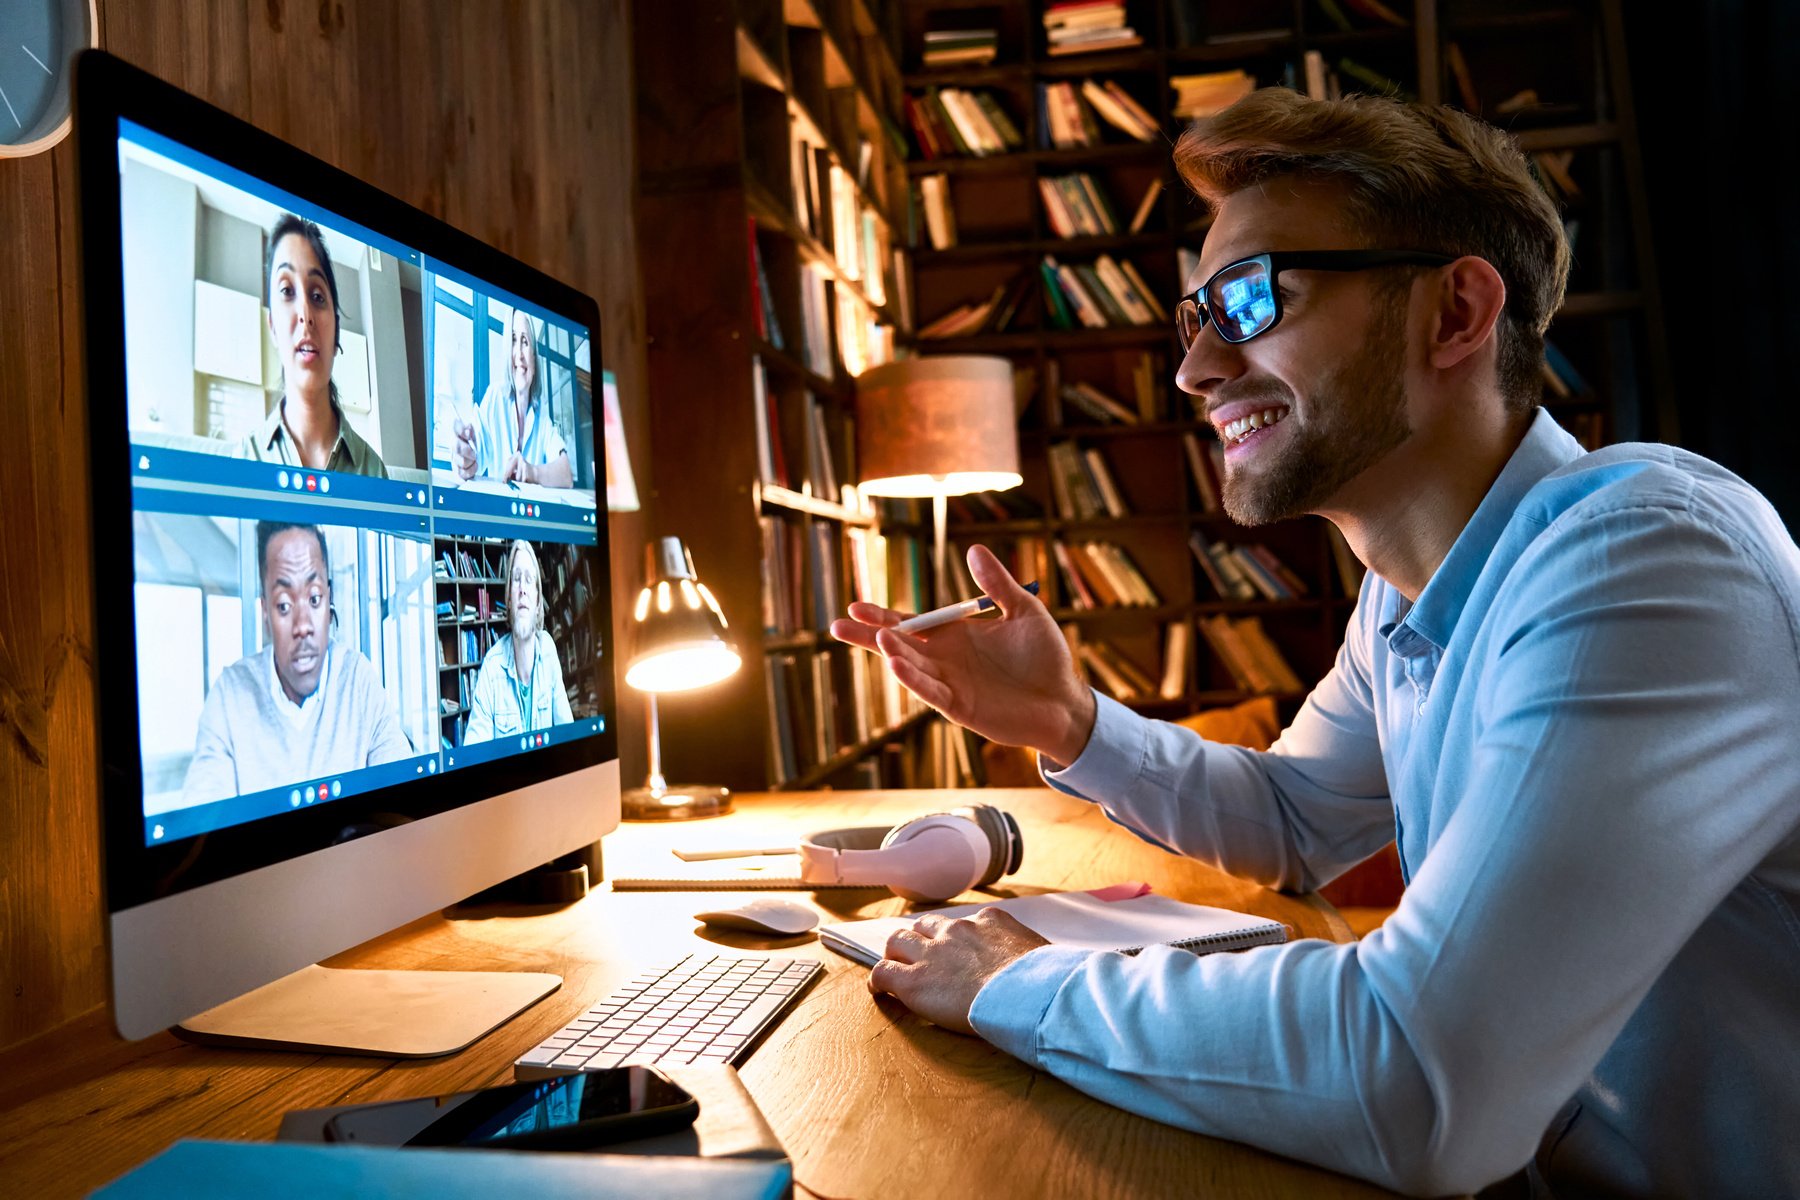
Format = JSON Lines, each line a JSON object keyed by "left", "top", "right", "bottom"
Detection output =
{"left": 1175, "top": 89, "right": 1568, "bottom": 412}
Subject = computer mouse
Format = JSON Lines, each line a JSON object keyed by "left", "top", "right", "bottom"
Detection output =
{"left": 693, "top": 898, "right": 820, "bottom": 936}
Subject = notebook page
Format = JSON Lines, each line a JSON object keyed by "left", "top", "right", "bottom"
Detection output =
{"left": 819, "top": 891, "right": 1288, "bottom": 966}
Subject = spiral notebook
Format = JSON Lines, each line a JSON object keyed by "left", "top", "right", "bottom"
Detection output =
{"left": 818, "top": 884, "right": 1290, "bottom": 967}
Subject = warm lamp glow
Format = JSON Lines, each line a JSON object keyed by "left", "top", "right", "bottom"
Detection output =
{"left": 625, "top": 642, "right": 743, "bottom": 693}
{"left": 857, "top": 356, "right": 1021, "bottom": 498}
{"left": 858, "top": 470, "right": 1023, "bottom": 499}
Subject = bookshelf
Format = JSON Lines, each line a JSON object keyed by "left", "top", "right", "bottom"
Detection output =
{"left": 434, "top": 535, "right": 605, "bottom": 749}
{"left": 897, "top": 0, "right": 1667, "bottom": 723}
{"left": 634, "top": 0, "right": 958, "bottom": 792}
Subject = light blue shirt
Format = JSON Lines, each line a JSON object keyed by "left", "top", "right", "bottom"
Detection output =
{"left": 472, "top": 381, "right": 569, "bottom": 481}
{"left": 969, "top": 410, "right": 1800, "bottom": 1196}
{"left": 464, "top": 629, "right": 573, "bottom": 744}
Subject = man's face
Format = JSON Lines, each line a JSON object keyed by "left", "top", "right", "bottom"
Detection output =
{"left": 262, "top": 529, "right": 330, "bottom": 704}
{"left": 509, "top": 548, "right": 537, "bottom": 641}
{"left": 1177, "top": 178, "right": 1414, "bottom": 526}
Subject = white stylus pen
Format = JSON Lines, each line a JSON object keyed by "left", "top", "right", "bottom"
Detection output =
{"left": 894, "top": 581, "right": 1040, "bottom": 633}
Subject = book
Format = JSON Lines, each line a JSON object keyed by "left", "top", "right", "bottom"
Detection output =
{"left": 1126, "top": 177, "right": 1164, "bottom": 234}
{"left": 819, "top": 885, "right": 1289, "bottom": 967}
{"left": 1080, "top": 79, "right": 1154, "bottom": 142}
{"left": 1160, "top": 621, "right": 1192, "bottom": 700}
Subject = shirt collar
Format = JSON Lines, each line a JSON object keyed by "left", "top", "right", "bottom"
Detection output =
{"left": 259, "top": 397, "right": 360, "bottom": 469}
{"left": 1401, "top": 408, "right": 1587, "bottom": 650}
{"left": 499, "top": 631, "right": 537, "bottom": 684}
{"left": 266, "top": 639, "right": 331, "bottom": 724}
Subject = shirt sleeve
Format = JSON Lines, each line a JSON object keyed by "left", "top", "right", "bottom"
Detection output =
{"left": 544, "top": 636, "right": 573, "bottom": 725}
{"left": 1041, "top": 589, "right": 1395, "bottom": 892}
{"left": 974, "top": 505, "right": 1800, "bottom": 1195}
{"left": 464, "top": 657, "right": 497, "bottom": 744}
{"left": 180, "top": 679, "right": 242, "bottom": 804}
{"left": 538, "top": 408, "right": 569, "bottom": 468}
{"left": 358, "top": 663, "right": 414, "bottom": 764}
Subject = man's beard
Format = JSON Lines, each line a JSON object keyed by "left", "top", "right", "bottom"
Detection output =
{"left": 1220, "top": 305, "right": 1411, "bottom": 527}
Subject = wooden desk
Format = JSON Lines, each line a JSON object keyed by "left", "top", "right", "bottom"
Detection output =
{"left": 0, "top": 789, "right": 1397, "bottom": 1198}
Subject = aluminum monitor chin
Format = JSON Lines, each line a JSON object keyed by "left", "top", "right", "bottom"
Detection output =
{"left": 76, "top": 50, "right": 620, "bottom": 1049}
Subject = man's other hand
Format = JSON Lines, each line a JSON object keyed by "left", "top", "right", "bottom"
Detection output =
{"left": 868, "top": 908, "right": 1050, "bottom": 1035}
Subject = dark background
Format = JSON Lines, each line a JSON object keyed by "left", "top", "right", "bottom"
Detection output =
{"left": 1628, "top": 0, "right": 1799, "bottom": 534}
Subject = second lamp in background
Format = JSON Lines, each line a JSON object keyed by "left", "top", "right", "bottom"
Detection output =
{"left": 621, "top": 537, "right": 740, "bottom": 820}
{"left": 855, "top": 355, "right": 1022, "bottom": 605}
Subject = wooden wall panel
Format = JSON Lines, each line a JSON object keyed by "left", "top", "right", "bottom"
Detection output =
{"left": 0, "top": 0, "right": 650, "bottom": 1052}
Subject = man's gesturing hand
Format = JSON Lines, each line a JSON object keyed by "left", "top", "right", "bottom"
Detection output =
{"left": 829, "top": 544, "right": 1096, "bottom": 766}
{"left": 868, "top": 908, "right": 1050, "bottom": 1035}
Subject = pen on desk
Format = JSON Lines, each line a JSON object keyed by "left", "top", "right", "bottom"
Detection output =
{"left": 672, "top": 845, "right": 798, "bottom": 862}
{"left": 893, "top": 581, "right": 1040, "bottom": 634}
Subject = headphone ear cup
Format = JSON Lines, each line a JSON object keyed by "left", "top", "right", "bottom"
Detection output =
{"left": 955, "top": 804, "right": 1023, "bottom": 887}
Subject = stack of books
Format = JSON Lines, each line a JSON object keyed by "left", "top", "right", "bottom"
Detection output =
{"left": 1170, "top": 70, "right": 1256, "bottom": 119}
{"left": 1046, "top": 440, "right": 1128, "bottom": 520}
{"left": 1040, "top": 253, "right": 1166, "bottom": 330}
{"left": 905, "top": 88, "right": 1024, "bottom": 159}
{"left": 916, "top": 267, "right": 1036, "bottom": 340}
{"left": 1043, "top": 1, "right": 1142, "bottom": 57}
{"left": 1037, "top": 79, "right": 1154, "bottom": 148}
{"left": 1198, "top": 615, "right": 1305, "bottom": 695}
{"left": 922, "top": 27, "right": 997, "bottom": 68}
{"left": 1052, "top": 540, "right": 1158, "bottom": 608}
{"left": 1188, "top": 535, "right": 1309, "bottom": 603}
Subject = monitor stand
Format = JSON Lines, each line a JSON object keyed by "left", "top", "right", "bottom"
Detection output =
{"left": 173, "top": 964, "right": 561, "bottom": 1057}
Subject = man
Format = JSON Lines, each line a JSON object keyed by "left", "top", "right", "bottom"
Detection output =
{"left": 182, "top": 522, "right": 413, "bottom": 804}
{"left": 465, "top": 538, "right": 572, "bottom": 743}
{"left": 832, "top": 90, "right": 1800, "bottom": 1196}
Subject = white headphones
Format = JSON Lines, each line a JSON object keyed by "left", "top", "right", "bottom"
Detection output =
{"left": 797, "top": 803, "right": 1024, "bottom": 902}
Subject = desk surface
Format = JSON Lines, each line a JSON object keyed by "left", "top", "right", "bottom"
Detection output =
{"left": 0, "top": 788, "right": 1397, "bottom": 1199}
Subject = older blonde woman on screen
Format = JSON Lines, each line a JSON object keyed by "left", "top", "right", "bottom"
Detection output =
{"left": 464, "top": 539, "right": 573, "bottom": 744}
{"left": 239, "top": 213, "right": 387, "bottom": 477}
{"left": 451, "top": 309, "right": 574, "bottom": 488}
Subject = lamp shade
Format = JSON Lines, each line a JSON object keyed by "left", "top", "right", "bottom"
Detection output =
{"left": 624, "top": 537, "right": 741, "bottom": 694}
{"left": 856, "top": 356, "right": 1021, "bottom": 497}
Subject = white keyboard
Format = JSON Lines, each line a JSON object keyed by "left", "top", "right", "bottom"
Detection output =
{"left": 514, "top": 952, "right": 823, "bottom": 1080}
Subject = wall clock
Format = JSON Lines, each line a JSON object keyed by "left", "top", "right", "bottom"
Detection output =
{"left": 0, "top": 0, "right": 99, "bottom": 158}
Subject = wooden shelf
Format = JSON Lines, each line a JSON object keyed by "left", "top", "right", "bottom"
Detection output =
{"left": 906, "top": 141, "right": 1165, "bottom": 176}
{"left": 745, "top": 179, "right": 893, "bottom": 322}
{"left": 1513, "top": 123, "right": 1620, "bottom": 152}
{"left": 916, "top": 231, "right": 1169, "bottom": 265}
{"left": 758, "top": 483, "right": 877, "bottom": 525}
{"left": 781, "top": 708, "right": 934, "bottom": 790}
{"left": 911, "top": 324, "right": 1172, "bottom": 354}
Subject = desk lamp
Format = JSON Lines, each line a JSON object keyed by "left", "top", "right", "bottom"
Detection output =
{"left": 855, "top": 355, "right": 1021, "bottom": 605}
{"left": 622, "top": 536, "right": 741, "bottom": 820}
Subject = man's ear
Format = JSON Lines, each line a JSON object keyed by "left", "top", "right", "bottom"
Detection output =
{"left": 1424, "top": 256, "right": 1506, "bottom": 372}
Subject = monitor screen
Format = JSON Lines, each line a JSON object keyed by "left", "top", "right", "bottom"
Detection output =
{"left": 97, "top": 111, "right": 616, "bottom": 904}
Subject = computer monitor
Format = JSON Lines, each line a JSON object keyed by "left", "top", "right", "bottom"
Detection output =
{"left": 76, "top": 51, "right": 621, "bottom": 1054}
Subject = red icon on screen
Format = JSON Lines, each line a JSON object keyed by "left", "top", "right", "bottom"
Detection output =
{"left": 317, "top": 783, "right": 328, "bottom": 800}
{"left": 306, "top": 475, "right": 318, "bottom": 491}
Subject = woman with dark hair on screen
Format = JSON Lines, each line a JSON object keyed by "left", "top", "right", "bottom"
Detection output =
{"left": 239, "top": 213, "right": 388, "bottom": 477}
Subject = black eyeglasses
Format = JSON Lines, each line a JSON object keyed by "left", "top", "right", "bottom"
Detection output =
{"left": 1175, "top": 250, "right": 1456, "bottom": 350}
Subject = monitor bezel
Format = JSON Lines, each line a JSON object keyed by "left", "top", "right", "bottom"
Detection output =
{"left": 77, "top": 49, "right": 619, "bottom": 915}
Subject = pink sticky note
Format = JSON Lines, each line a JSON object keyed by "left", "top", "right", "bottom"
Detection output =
{"left": 1085, "top": 881, "right": 1154, "bottom": 902}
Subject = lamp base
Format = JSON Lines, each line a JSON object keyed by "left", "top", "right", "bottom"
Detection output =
{"left": 622, "top": 784, "right": 733, "bottom": 822}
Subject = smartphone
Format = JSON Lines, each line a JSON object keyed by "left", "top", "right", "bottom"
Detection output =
{"left": 322, "top": 1067, "right": 699, "bottom": 1151}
